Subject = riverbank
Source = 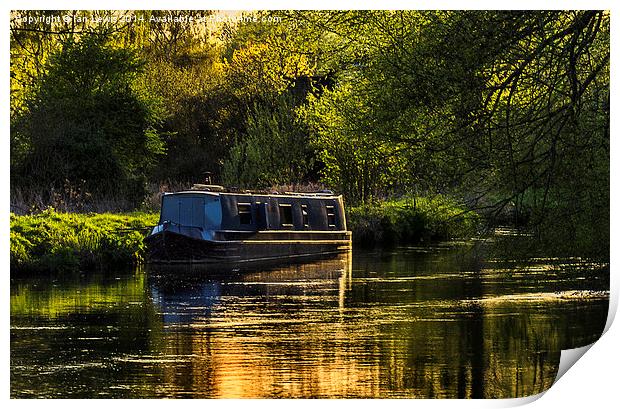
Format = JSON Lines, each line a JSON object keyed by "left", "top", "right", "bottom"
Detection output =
{"left": 10, "top": 196, "right": 479, "bottom": 274}
{"left": 347, "top": 196, "right": 479, "bottom": 246}
{"left": 10, "top": 210, "right": 158, "bottom": 274}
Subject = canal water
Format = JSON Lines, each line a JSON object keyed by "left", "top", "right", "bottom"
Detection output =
{"left": 10, "top": 237, "right": 609, "bottom": 398}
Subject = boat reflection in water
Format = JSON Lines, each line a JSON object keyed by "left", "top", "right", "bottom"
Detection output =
{"left": 147, "top": 252, "right": 353, "bottom": 327}
{"left": 145, "top": 252, "right": 376, "bottom": 398}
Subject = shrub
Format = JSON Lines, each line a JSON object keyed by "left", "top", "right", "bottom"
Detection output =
{"left": 347, "top": 195, "right": 479, "bottom": 246}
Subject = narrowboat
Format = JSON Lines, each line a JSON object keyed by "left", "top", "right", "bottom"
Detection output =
{"left": 145, "top": 185, "right": 352, "bottom": 264}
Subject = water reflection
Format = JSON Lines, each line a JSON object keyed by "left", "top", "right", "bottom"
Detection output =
{"left": 10, "top": 245, "right": 608, "bottom": 398}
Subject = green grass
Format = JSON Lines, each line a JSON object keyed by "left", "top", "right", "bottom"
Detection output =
{"left": 11, "top": 196, "right": 480, "bottom": 273}
{"left": 347, "top": 195, "right": 480, "bottom": 246}
{"left": 10, "top": 209, "right": 159, "bottom": 274}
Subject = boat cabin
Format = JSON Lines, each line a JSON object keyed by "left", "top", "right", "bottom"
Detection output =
{"left": 157, "top": 190, "right": 347, "bottom": 238}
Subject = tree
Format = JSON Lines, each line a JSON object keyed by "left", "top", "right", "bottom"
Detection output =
{"left": 11, "top": 33, "right": 166, "bottom": 202}
{"left": 300, "top": 10, "right": 609, "bottom": 255}
{"left": 222, "top": 93, "right": 313, "bottom": 188}
{"left": 302, "top": 81, "right": 414, "bottom": 204}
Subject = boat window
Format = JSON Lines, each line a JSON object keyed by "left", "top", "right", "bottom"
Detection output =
{"left": 301, "top": 205, "right": 309, "bottom": 228}
{"left": 238, "top": 203, "right": 253, "bottom": 225}
{"left": 326, "top": 205, "right": 336, "bottom": 227}
{"left": 279, "top": 204, "right": 293, "bottom": 227}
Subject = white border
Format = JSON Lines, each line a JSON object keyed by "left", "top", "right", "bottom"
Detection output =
{"left": 3, "top": 1, "right": 617, "bottom": 407}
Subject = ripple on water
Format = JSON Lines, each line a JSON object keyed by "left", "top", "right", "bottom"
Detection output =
{"left": 461, "top": 290, "right": 609, "bottom": 305}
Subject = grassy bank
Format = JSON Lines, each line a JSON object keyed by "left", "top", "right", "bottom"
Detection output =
{"left": 10, "top": 195, "right": 479, "bottom": 274}
{"left": 347, "top": 195, "right": 479, "bottom": 246}
{"left": 10, "top": 210, "right": 158, "bottom": 274}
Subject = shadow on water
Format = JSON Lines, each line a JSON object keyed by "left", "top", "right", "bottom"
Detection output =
{"left": 10, "top": 241, "right": 609, "bottom": 398}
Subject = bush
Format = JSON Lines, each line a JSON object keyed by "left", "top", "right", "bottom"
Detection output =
{"left": 347, "top": 195, "right": 479, "bottom": 246}
{"left": 11, "top": 34, "right": 166, "bottom": 200}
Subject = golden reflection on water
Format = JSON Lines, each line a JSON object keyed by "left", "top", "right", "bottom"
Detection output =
{"left": 10, "top": 247, "right": 609, "bottom": 398}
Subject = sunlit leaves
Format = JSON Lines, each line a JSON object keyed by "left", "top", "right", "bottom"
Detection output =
{"left": 222, "top": 94, "right": 312, "bottom": 188}
{"left": 12, "top": 34, "right": 167, "bottom": 198}
{"left": 302, "top": 82, "right": 414, "bottom": 204}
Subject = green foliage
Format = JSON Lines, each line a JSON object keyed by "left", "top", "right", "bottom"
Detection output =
{"left": 225, "top": 41, "right": 312, "bottom": 100}
{"left": 139, "top": 47, "right": 235, "bottom": 181}
{"left": 139, "top": 13, "right": 317, "bottom": 183}
{"left": 12, "top": 33, "right": 166, "bottom": 200}
{"left": 300, "top": 11, "right": 609, "bottom": 256}
{"left": 9, "top": 11, "right": 609, "bottom": 258}
{"left": 302, "top": 82, "right": 415, "bottom": 204}
{"left": 518, "top": 186, "right": 609, "bottom": 260}
{"left": 10, "top": 210, "right": 159, "bottom": 274}
{"left": 347, "top": 196, "right": 480, "bottom": 246}
{"left": 222, "top": 93, "right": 313, "bottom": 188}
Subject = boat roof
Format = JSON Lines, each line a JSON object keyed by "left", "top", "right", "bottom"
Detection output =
{"left": 164, "top": 188, "right": 341, "bottom": 200}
